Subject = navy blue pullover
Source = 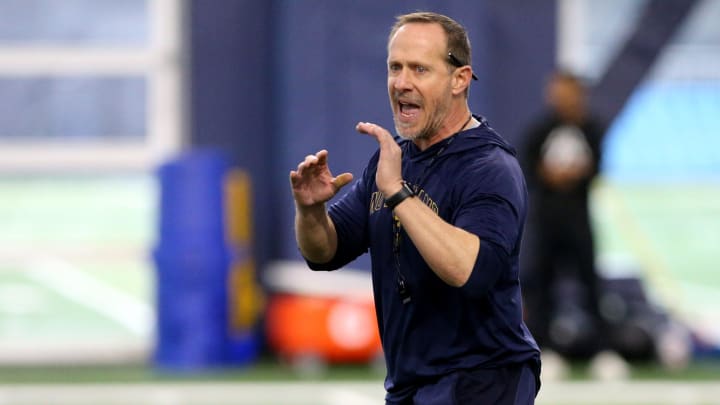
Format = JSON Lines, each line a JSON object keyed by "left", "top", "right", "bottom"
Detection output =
{"left": 307, "top": 116, "right": 540, "bottom": 400}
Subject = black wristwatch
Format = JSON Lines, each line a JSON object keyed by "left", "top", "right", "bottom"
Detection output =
{"left": 385, "top": 181, "right": 415, "bottom": 210}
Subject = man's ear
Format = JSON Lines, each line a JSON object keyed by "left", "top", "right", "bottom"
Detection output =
{"left": 451, "top": 67, "right": 472, "bottom": 95}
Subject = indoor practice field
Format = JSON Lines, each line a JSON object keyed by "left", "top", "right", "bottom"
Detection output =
{"left": 1, "top": 1, "right": 719, "bottom": 404}
{"left": 0, "top": 176, "right": 718, "bottom": 404}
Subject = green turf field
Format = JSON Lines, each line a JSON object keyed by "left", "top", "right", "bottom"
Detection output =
{"left": 0, "top": 175, "right": 718, "bottom": 372}
{"left": 0, "top": 175, "right": 718, "bottom": 403}
{"left": 592, "top": 179, "right": 720, "bottom": 344}
{"left": 0, "top": 175, "right": 153, "bottom": 360}
{"left": 0, "top": 362, "right": 719, "bottom": 404}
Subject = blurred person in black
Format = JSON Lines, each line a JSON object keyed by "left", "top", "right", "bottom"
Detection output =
{"left": 520, "top": 71, "right": 607, "bottom": 361}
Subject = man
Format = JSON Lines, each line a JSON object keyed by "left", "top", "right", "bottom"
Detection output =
{"left": 290, "top": 12, "right": 540, "bottom": 404}
{"left": 520, "top": 71, "right": 606, "bottom": 359}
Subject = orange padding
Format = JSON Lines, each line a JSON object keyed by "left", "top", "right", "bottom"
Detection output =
{"left": 266, "top": 293, "right": 382, "bottom": 363}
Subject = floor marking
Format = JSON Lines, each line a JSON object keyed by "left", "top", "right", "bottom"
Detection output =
{"left": 25, "top": 256, "right": 153, "bottom": 337}
{"left": 0, "top": 381, "right": 719, "bottom": 405}
{"left": 325, "top": 387, "right": 379, "bottom": 405}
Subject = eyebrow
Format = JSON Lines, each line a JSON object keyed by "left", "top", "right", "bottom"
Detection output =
{"left": 448, "top": 52, "right": 478, "bottom": 81}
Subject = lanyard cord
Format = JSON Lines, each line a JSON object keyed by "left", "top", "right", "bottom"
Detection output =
{"left": 392, "top": 114, "right": 473, "bottom": 304}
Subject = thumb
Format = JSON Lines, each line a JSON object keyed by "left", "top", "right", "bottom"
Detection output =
{"left": 332, "top": 172, "right": 354, "bottom": 191}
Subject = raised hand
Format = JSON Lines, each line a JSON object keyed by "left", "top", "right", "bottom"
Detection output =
{"left": 355, "top": 122, "right": 403, "bottom": 196}
{"left": 290, "top": 150, "right": 353, "bottom": 208}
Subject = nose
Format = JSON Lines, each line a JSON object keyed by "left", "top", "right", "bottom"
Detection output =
{"left": 391, "top": 68, "right": 413, "bottom": 92}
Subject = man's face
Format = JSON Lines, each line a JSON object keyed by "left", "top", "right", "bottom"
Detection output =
{"left": 387, "top": 23, "right": 454, "bottom": 141}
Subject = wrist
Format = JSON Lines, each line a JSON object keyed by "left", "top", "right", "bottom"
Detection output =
{"left": 295, "top": 200, "right": 327, "bottom": 218}
{"left": 385, "top": 181, "right": 415, "bottom": 210}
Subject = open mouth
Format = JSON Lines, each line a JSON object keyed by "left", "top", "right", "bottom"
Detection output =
{"left": 398, "top": 101, "right": 421, "bottom": 120}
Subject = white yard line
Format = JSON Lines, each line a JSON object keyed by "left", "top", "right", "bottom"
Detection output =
{"left": 0, "top": 381, "right": 719, "bottom": 405}
{"left": 537, "top": 381, "right": 720, "bottom": 405}
{"left": 325, "top": 387, "right": 379, "bottom": 405}
{"left": 25, "top": 256, "right": 153, "bottom": 337}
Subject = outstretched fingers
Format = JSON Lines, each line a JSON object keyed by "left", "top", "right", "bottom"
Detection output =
{"left": 289, "top": 149, "right": 352, "bottom": 205}
{"left": 295, "top": 150, "right": 327, "bottom": 176}
{"left": 356, "top": 122, "right": 393, "bottom": 144}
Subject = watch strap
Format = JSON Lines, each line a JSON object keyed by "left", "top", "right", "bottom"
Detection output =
{"left": 385, "top": 182, "right": 415, "bottom": 210}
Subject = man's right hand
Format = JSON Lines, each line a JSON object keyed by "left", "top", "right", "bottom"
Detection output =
{"left": 290, "top": 150, "right": 353, "bottom": 208}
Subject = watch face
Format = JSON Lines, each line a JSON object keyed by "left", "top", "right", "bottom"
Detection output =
{"left": 403, "top": 182, "right": 414, "bottom": 195}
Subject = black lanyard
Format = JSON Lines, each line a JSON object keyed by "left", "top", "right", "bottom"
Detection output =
{"left": 391, "top": 115, "right": 472, "bottom": 304}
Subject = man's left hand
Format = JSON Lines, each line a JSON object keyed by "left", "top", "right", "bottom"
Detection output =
{"left": 356, "top": 121, "right": 404, "bottom": 196}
